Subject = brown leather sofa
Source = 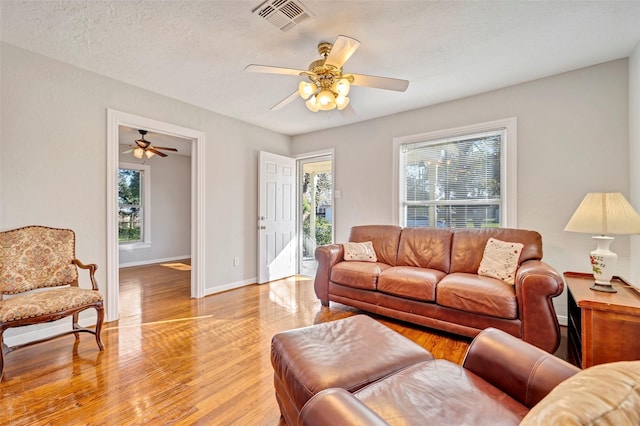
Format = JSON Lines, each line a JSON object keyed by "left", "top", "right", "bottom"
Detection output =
{"left": 298, "top": 327, "right": 581, "bottom": 426}
{"left": 314, "top": 225, "right": 564, "bottom": 352}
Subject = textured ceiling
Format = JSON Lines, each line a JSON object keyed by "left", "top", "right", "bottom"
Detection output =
{"left": 2, "top": 1, "right": 640, "bottom": 136}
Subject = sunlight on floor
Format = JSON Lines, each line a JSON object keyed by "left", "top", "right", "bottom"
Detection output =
{"left": 294, "top": 274, "right": 313, "bottom": 281}
{"left": 160, "top": 262, "right": 191, "bottom": 271}
{"left": 104, "top": 315, "right": 214, "bottom": 330}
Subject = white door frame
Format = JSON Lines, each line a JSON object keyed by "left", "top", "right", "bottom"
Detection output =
{"left": 106, "top": 109, "right": 206, "bottom": 322}
{"left": 295, "top": 149, "right": 335, "bottom": 274}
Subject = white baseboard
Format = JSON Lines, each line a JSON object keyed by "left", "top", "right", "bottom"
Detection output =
{"left": 4, "top": 314, "right": 98, "bottom": 347}
{"left": 119, "top": 255, "right": 191, "bottom": 268}
{"left": 204, "top": 277, "right": 258, "bottom": 296}
{"left": 557, "top": 314, "right": 568, "bottom": 327}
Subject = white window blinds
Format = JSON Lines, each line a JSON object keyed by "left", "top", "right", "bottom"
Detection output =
{"left": 399, "top": 129, "right": 504, "bottom": 228}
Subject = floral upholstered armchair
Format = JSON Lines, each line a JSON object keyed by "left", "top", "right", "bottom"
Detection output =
{"left": 0, "top": 225, "right": 104, "bottom": 381}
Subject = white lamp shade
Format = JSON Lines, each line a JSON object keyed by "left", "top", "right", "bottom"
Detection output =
{"left": 145, "top": 150, "right": 155, "bottom": 158}
{"left": 298, "top": 81, "right": 317, "bottom": 100}
{"left": 305, "top": 95, "right": 319, "bottom": 112}
{"left": 333, "top": 78, "right": 351, "bottom": 96}
{"left": 336, "top": 95, "right": 350, "bottom": 110}
{"left": 316, "top": 90, "right": 336, "bottom": 110}
{"left": 133, "top": 147, "right": 144, "bottom": 159}
{"left": 564, "top": 192, "right": 640, "bottom": 235}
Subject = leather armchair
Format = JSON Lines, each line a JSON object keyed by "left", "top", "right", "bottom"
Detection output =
{"left": 298, "top": 328, "right": 579, "bottom": 426}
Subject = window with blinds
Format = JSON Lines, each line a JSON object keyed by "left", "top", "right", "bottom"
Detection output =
{"left": 399, "top": 129, "right": 504, "bottom": 228}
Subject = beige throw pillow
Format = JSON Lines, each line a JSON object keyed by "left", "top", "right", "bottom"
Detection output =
{"left": 520, "top": 361, "right": 640, "bottom": 426}
{"left": 343, "top": 241, "right": 377, "bottom": 262}
{"left": 478, "top": 237, "right": 524, "bottom": 285}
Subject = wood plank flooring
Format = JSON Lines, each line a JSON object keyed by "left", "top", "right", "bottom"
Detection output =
{"left": 0, "top": 261, "right": 564, "bottom": 425}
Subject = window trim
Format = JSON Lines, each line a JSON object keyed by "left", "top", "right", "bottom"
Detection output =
{"left": 118, "top": 162, "right": 151, "bottom": 250}
{"left": 392, "top": 117, "right": 517, "bottom": 228}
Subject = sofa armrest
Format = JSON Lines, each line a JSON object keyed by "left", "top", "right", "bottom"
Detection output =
{"left": 314, "top": 244, "right": 344, "bottom": 306}
{"left": 298, "top": 388, "right": 388, "bottom": 426}
{"left": 514, "top": 260, "right": 564, "bottom": 353}
{"left": 462, "top": 328, "right": 580, "bottom": 409}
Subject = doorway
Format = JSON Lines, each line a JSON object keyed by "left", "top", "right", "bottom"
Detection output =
{"left": 106, "top": 110, "right": 206, "bottom": 322}
{"left": 298, "top": 154, "right": 334, "bottom": 276}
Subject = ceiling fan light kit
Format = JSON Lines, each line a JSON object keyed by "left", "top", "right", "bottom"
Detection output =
{"left": 245, "top": 35, "right": 409, "bottom": 114}
{"left": 124, "top": 129, "right": 178, "bottom": 160}
{"left": 298, "top": 74, "right": 352, "bottom": 112}
{"left": 133, "top": 147, "right": 154, "bottom": 159}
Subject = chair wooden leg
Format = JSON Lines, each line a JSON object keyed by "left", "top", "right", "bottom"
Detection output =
{"left": 95, "top": 305, "right": 105, "bottom": 351}
{"left": 0, "top": 331, "right": 6, "bottom": 382}
{"left": 72, "top": 312, "right": 81, "bottom": 340}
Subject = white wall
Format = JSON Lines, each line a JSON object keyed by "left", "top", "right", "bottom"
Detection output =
{"left": 118, "top": 145, "right": 191, "bottom": 266}
{"left": 292, "top": 59, "right": 631, "bottom": 319}
{"left": 0, "top": 43, "right": 291, "bottom": 306}
{"left": 1, "top": 40, "right": 635, "bottom": 327}
{"left": 630, "top": 42, "right": 640, "bottom": 284}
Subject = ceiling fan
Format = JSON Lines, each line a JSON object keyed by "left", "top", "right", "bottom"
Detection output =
{"left": 123, "top": 130, "right": 178, "bottom": 159}
{"left": 245, "top": 35, "right": 409, "bottom": 114}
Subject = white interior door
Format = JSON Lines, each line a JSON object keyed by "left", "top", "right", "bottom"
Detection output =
{"left": 258, "top": 151, "right": 296, "bottom": 284}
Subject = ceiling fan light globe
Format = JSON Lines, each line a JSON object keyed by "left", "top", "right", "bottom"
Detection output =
{"left": 317, "top": 90, "right": 336, "bottom": 109}
{"left": 145, "top": 150, "right": 155, "bottom": 158}
{"left": 336, "top": 95, "right": 350, "bottom": 110}
{"left": 298, "top": 81, "right": 317, "bottom": 100}
{"left": 305, "top": 96, "right": 320, "bottom": 112}
{"left": 133, "top": 147, "right": 144, "bottom": 159}
{"left": 334, "top": 78, "right": 351, "bottom": 96}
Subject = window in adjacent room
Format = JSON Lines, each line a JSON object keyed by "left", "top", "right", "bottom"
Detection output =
{"left": 394, "top": 118, "right": 517, "bottom": 228}
{"left": 118, "top": 162, "right": 151, "bottom": 248}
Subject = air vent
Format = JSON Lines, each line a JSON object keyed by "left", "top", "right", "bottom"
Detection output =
{"left": 252, "top": 0, "right": 314, "bottom": 32}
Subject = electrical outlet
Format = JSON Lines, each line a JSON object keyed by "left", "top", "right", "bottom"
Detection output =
{"left": 233, "top": 257, "right": 240, "bottom": 267}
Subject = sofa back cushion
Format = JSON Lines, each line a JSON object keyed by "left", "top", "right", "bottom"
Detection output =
{"left": 349, "top": 225, "right": 402, "bottom": 266}
{"left": 450, "top": 228, "right": 543, "bottom": 274}
{"left": 396, "top": 227, "right": 453, "bottom": 272}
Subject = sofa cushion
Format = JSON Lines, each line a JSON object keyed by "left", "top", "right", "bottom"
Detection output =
{"left": 450, "top": 228, "right": 542, "bottom": 274}
{"left": 520, "top": 361, "right": 640, "bottom": 426}
{"left": 331, "top": 262, "right": 391, "bottom": 290}
{"left": 349, "top": 225, "right": 402, "bottom": 266}
{"left": 436, "top": 273, "right": 518, "bottom": 319}
{"left": 478, "top": 238, "right": 524, "bottom": 285}
{"left": 396, "top": 227, "right": 452, "bottom": 273}
{"left": 343, "top": 241, "right": 377, "bottom": 262}
{"left": 354, "top": 359, "right": 528, "bottom": 425}
{"left": 378, "top": 266, "right": 445, "bottom": 302}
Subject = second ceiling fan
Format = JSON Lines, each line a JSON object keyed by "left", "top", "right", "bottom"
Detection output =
{"left": 124, "top": 130, "right": 178, "bottom": 159}
{"left": 245, "top": 35, "right": 409, "bottom": 114}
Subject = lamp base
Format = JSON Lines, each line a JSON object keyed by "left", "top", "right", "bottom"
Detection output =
{"left": 590, "top": 235, "right": 617, "bottom": 287}
{"left": 590, "top": 282, "right": 617, "bottom": 293}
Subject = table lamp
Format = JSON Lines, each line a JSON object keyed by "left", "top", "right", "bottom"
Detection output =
{"left": 564, "top": 192, "right": 640, "bottom": 292}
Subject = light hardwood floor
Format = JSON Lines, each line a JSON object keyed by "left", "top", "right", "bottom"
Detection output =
{"left": 1, "top": 260, "right": 517, "bottom": 425}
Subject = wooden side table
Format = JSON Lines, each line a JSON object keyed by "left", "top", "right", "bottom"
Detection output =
{"left": 565, "top": 271, "right": 640, "bottom": 368}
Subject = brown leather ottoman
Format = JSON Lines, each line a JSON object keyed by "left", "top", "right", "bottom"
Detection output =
{"left": 270, "top": 314, "right": 434, "bottom": 425}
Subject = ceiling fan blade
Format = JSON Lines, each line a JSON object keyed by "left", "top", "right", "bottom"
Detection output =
{"left": 270, "top": 90, "right": 300, "bottom": 111}
{"left": 339, "top": 103, "right": 356, "bottom": 118}
{"left": 147, "top": 147, "right": 167, "bottom": 157}
{"left": 245, "top": 64, "right": 307, "bottom": 77}
{"left": 151, "top": 146, "right": 179, "bottom": 152}
{"left": 350, "top": 73, "right": 409, "bottom": 92}
{"left": 325, "top": 35, "right": 360, "bottom": 69}
{"left": 122, "top": 149, "right": 133, "bottom": 154}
